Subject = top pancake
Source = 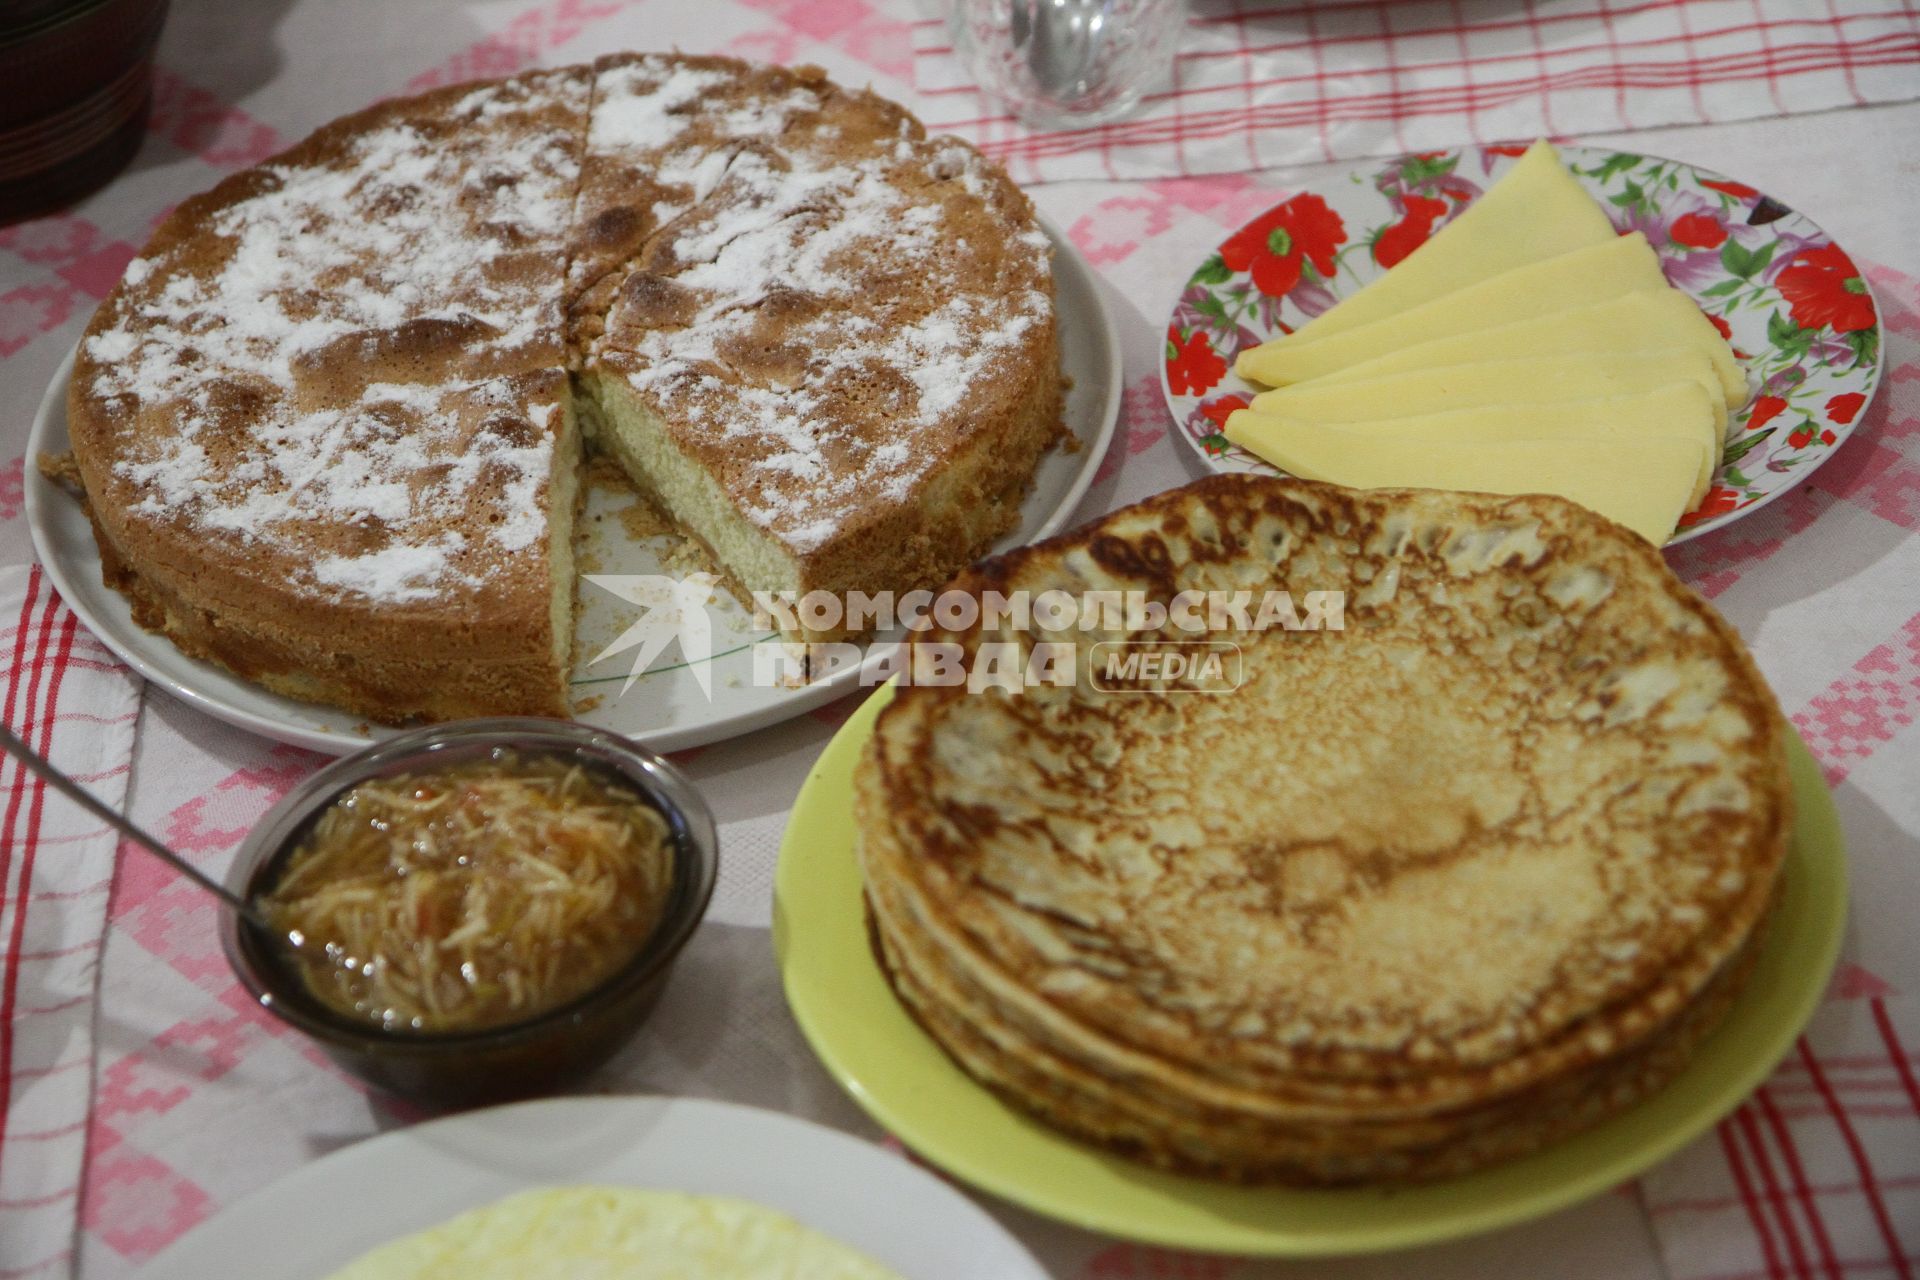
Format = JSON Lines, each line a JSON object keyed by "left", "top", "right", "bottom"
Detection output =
{"left": 858, "top": 476, "right": 1792, "bottom": 1106}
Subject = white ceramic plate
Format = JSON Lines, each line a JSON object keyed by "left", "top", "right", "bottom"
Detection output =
{"left": 136, "top": 1096, "right": 1046, "bottom": 1279}
{"left": 29, "top": 216, "right": 1120, "bottom": 754}
{"left": 1160, "top": 144, "right": 1884, "bottom": 545}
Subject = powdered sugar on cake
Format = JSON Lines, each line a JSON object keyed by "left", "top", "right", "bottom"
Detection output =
{"left": 584, "top": 67, "right": 1053, "bottom": 553}
{"left": 82, "top": 74, "right": 585, "bottom": 605}
{"left": 592, "top": 56, "right": 817, "bottom": 154}
{"left": 77, "top": 55, "right": 1055, "bottom": 612}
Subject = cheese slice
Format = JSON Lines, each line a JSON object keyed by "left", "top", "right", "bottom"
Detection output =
{"left": 1237, "top": 233, "right": 1671, "bottom": 387}
{"left": 1227, "top": 380, "right": 1719, "bottom": 507}
{"left": 1248, "top": 350, "right": 1730, "bottom": 453}
{"left": 1222, "top": 414, "right": 1706, "bottom": 545}
{"left": 1281, "top": 139, "right": 1618, "bottom": 348}
{"left": 1301, "top": 291, "right": 1748, "bottom": 409}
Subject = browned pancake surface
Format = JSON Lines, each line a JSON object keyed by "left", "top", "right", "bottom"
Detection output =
{"left": 856, "top": 476, "right": 1792, "bottom": 1180}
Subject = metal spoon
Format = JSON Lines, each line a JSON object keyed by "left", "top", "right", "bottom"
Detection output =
{"left": 0, "top": 723, "right": 281, "bottom": 935}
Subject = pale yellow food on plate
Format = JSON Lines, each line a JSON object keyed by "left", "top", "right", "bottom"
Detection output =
{"left": 325, "top": 1186, "right": 903, "bottom": 1280}
{"left": 1225, "top": 141, "right": 1748, "bottom": 541}
{"left": 1274, "top": 138, "right": 1618, "bottom": 347}
{"left": 1246, "top": 349, "right": 1729, "bottom": 443}
{"left": 1235, "top": 232, "right": 1671, "bottom": 387}
{"left": 1227, "top": 378, "right": 1723, "bottom": 522}
{"left": 856, "top": 475, "right": 1791, "bottom": 1184}
{"left": 1221, "top": 423, "right": 1705, "bottom": 544}
{"left": 1305, "top": 290, "right": 1746, "bottom": 407}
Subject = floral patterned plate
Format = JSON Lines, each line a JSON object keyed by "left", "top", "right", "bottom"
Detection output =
{"left": 1161, "top": 144, "right": 1883, "bottom": 544}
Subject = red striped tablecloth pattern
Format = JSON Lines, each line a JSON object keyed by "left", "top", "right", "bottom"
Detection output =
{"left": 912, "top": 0, "right": 1920, "bottom": 183}
{"left": 0, "top": 567, "right": 140, "bottom": 1279}
{"left": 1643, "top": 997, "right": 1920, "bottom": 1280}
{"left": 0, "top": 2, "right": 1913, "bottom": 1273}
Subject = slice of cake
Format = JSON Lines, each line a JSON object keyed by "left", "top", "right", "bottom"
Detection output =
{"left": 571, "top": 55, "right": 1062, "bottom": 643}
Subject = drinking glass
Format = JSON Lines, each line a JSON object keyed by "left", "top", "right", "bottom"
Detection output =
{"left": 948, "top": 0, "right": 1186, "bottom": 130}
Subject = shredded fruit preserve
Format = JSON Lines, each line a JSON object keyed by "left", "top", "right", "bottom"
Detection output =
{"left": 262, "top": 749, "right": 676, "bottom": 1033}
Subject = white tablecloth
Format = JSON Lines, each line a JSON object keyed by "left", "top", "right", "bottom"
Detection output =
{"left": 0, "top": 2, "right": 1915, "bottom": 1276}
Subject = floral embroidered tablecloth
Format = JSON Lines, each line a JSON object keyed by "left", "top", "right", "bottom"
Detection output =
{"left": 1, "top": 2, "right": 1917, "bottom": 1278}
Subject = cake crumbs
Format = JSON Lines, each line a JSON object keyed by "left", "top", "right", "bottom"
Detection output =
{"left": 36, "top": 451, "right": 83, "bottom": 495}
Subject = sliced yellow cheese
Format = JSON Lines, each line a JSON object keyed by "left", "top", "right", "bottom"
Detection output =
{"left": 1248, "top": 349, "right": 1729, "bottom": 455}
{"left": 1222, "top": 413, "right": 1706, "bottom": 545}
{"left": 1227, "top": 380, "right": 1720, "bottom": 507}
{"left": 1237, "top": 233, "right": 1671, "bottom": 387}
{"left": 1281, "top": 139, "right": 1618, "bottom": 348}
{"left": 1304, "top": 291, "right": 1748, "bottom": 409}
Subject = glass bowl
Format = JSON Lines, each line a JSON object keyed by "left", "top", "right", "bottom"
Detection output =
{"left": 220, "top": 718, "right": 718, "bottom": 1107}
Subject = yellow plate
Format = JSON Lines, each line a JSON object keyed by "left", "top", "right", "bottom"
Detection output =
{"left": 773, "top": 685, "right": 1848, "bottom": 1256}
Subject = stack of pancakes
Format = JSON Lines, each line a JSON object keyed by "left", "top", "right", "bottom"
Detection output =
{"left": 855, "top": 476, "right": 1792, "bottom": 1184}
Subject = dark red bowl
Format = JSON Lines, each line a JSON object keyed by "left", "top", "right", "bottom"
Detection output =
{"left": 0, "top": 0, "right": 171, "bottom": 225}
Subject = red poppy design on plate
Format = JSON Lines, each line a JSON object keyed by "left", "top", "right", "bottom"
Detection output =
{"left": 1702, "top": 310, "right": 1752, "bottom": 359}
{"left": 1372, "top": 194, "right": 1449, "bottom": 270}
{"left": 1670, "top": 212, "right": 1727, "bottom": 250}
{"left": 1825, "top": 391, "right": 1867, "bottom": 424}
{"left": 1200, "top": 394, "right": 1250, "bottom": 428}
{"left": 1163, "top": 144, "right": 1879, "bottom": 550}
{"left": 1776, "top": 244, "right": 1876, "bottom": 333}
{"left": 1219, "top": 193, "right": 1346, "bottom": 299}
{"left": 1166, "top": 325, "right": 1226, "bottom": 396}
{"left": 1745, "top": 395, "right": 1788, "bottom": 433}
{"left": 1680, "top": 486, "right": 1744, "bottom": 527}
{"left": 1700, "top": 178, "right": 1759, "bottom": 200}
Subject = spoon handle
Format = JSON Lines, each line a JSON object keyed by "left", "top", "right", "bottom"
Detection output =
{"left": 0, "top": 723, "right": 271, "bottom": 930}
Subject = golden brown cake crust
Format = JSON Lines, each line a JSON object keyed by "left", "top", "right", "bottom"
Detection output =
{"left": 579, "top": 54, "right": 1059, "bottom": 559}
{"left": 67, "top": 55, "right": 1063, "bottom": 720}
{"left": 69, "top": 70, "right": 592, "bottom": 720}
